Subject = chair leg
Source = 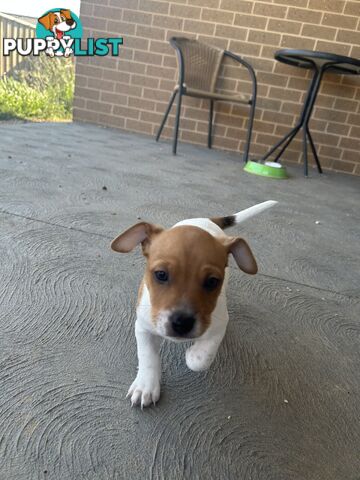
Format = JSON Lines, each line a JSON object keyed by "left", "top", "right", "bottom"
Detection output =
{"left": 173, "top": 90, "right": 183, "bottom": 155}
{"left": 243, "top": 100, "right": 255, "bottom": 163}
{"left": 208, "top": 100, "right": 214, "bottom": 149}
{"left": 156, "top": 90, "right": 177, "bottom": 142}
{"left": 303, "top": 127, "right": 308, "bottom": 177}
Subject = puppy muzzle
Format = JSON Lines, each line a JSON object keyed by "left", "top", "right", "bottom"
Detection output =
{"left": 155, "top": 309, "right": 203, "bottom": 340}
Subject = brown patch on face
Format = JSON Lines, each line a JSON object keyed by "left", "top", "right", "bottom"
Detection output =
{"left": 60, "top": 9, "right": 72, "bottom": 20}
{"left": 38, "top": 12, "right": 56, "bottom": 31}
{"left": 144, "top": 226, "right": 228, "bottom": 335}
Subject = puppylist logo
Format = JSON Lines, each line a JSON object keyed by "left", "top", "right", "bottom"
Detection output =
{"left": 2, "top": 8, "right": 123, "bottom": 58}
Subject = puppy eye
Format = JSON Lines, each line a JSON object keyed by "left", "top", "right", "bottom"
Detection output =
{"left": 203, "top": 276, "right": 220, "bottom": 291}
{"left": 61, "top": 15, "right": 66, "bottom": 21}
{"left": 54, "top": 18, "right": 59, "bottom": 24}
{"left": 154, "top": 270, "right": 169, "bottom": 283}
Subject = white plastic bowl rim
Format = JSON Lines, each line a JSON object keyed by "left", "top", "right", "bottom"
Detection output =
{"left": 264, "top": 161, "right": 283, "bottom": 168}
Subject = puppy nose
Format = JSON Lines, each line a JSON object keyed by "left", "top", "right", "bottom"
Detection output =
{"left": 170, "top": 311, "right": 195, "bottom": 335}
{"left": 66, "top": 19, "right": 74, "bottom": 26}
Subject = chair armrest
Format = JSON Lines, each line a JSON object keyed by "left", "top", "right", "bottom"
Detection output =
{"left": 223, "top": 50, "right": 257, "bottom": 106}
{"left": 170, "top": 37, "right": 185, "bottom": 90}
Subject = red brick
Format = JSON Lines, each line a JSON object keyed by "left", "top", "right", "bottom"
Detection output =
{"left": 322, "top": 12, "right": 358, "bottom": 29}
{"left": 287, "top": 7, "right": 322, "bottom": 23}
{"left": 139, "top": 0, "right": 169, "bottom": 14}
{"left": 253, "top": 3, "right": 287, "bottom": 18}
{"left": 302, "top": 24, "right": 337, "bottom": 41}
{"left": 215, "top": 25, "right": 247, "bottom": 41}
{"left": 202, "top": 8, "right": 234, "bottom": 24}
{"left": 308, "top": 0, "right": 345, "bottom": 13}
{"left": 170, "top": 4, "right": 201, "bottom": 19}
{"left": 344, "top": 1, "right": 360, "bottom": 16}
{"left": 339, "top": 137, "right": 360, "bottom": 151}
{"left": 183, "top": 20, "right": 215, "bottom": 36}
{"left": 136, "top": 25, "right": 165, "bottom": 41}
{"left": 268, "top": 19, "right": 302, "bottom": 35}
{"left": 234, "top": 14, "right": 267, "bottom": 29}
{"left": 337, "top": 29, "right": 360, "bottom": 45}
{"left": 332, "top": 160, "right": 356, "bottom": 173}
{"left": 248, "top": 30, "right": 281, "bottom": 47}
{"left": 220, "top": 0, "right": 252, "bottom": 12}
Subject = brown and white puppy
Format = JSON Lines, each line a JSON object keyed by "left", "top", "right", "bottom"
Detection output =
{"left": 111, "top": 201, "right": 277, "bottom": 408}
{"left": 38, "top": 9, "right": 76, "bottom": 57}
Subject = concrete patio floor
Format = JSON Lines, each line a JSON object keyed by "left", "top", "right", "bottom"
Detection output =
{"left": 0, "top": 122, "right": 359, "bottom": 480}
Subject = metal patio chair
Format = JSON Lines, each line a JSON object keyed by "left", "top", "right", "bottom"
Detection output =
{"left": 155, "top": 37, "right": 257, "bottom": 162}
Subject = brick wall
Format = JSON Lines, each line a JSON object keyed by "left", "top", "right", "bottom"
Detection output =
{"left": 74, "top": 0, "right": 360, "bottom": 175}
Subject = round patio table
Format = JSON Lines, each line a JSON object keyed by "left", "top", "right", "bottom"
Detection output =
{"left": 260, "top": 49, "right": 360, "bottom": 176}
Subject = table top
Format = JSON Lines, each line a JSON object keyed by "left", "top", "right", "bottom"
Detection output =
{"left": 275, "top": 49, "right": 360, "bottom": 75}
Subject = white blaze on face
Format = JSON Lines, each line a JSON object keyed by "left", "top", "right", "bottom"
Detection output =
{"left": 154, "top": 310, "right": 172, "bottom": 337}
{"left": 136, "top": 284, "right": 202, "bottom": 341}
{"left": 153, "top": 308, "right": 203, "bottom": 341}
{"left": 52, "top": 11, "right": 76, "bottom": 37}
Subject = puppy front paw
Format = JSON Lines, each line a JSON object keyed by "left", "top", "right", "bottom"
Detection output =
{"left": 45, "top": 48, "right": 55, "bottom": 57}
{"left": 64, "top": 47, "right": 73, "bottom": 57}
{"left": 127, "top": 373, "right": 160, "bottom": 408}
{"left": 186, "top": 345, "right": 216, "bottom": 372}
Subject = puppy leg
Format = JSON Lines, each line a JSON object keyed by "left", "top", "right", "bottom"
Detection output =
{"left": 127, "top": 321, "right": 161, "bottom": 408}
{"left": 63, "top": 36, "right": 73, "bottom": 57}
{"left": 64, "top": 47, "right": 73, "bottom": 57}
{"left": 186, "top": 319, "right": 228, "bottom": 372}
{"left": 45, "top": 47, "right": 55, "bottom": 57}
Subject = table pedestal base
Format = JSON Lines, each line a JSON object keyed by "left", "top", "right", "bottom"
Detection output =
{"left": 261, "top": 68, "right": 324, "bottom": 177}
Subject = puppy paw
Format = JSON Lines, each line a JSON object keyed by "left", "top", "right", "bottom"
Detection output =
{"left": 127, "top": 374, "right": 160, "bottom": 408}
{"left": 64, "top": 48, "right": 73, "bottom": 57}
{"left": 186, "top": 345, "right": 215, "bottom": 372}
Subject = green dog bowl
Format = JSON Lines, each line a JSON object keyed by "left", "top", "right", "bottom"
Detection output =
{"left": 244, "top": 160, "right": 288, "bottom": 179}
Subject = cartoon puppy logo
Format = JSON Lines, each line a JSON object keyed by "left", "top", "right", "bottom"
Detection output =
{"left": 38, "top": 9, "right": 76, "bottom": 57}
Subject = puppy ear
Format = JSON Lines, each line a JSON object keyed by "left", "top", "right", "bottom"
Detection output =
{"left": 60, "top": 9, "right": 72, "bottom": 19}
{"left": 111, "top": 222, "right": 163, "bottom": 255}
{"left": 38, "top": 13, "right": 53, "bottom": 30}
{"left": 220, "top": 236, "right": 257, "bottom": 274}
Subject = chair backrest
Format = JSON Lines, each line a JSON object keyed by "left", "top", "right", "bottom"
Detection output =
{"left": 170, "top": 37, "right": 224, "bottom": 93}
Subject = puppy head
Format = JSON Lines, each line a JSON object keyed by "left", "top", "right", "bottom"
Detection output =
{"left": 38, "top": 10, "right": 76, "bottom": 37}
{"left": 111, "top": 223, "right": 257, "bottom": 340}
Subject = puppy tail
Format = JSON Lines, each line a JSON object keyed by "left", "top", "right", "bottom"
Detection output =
{"left": 211, "top": 200, "right": 278, "bottom": 229}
